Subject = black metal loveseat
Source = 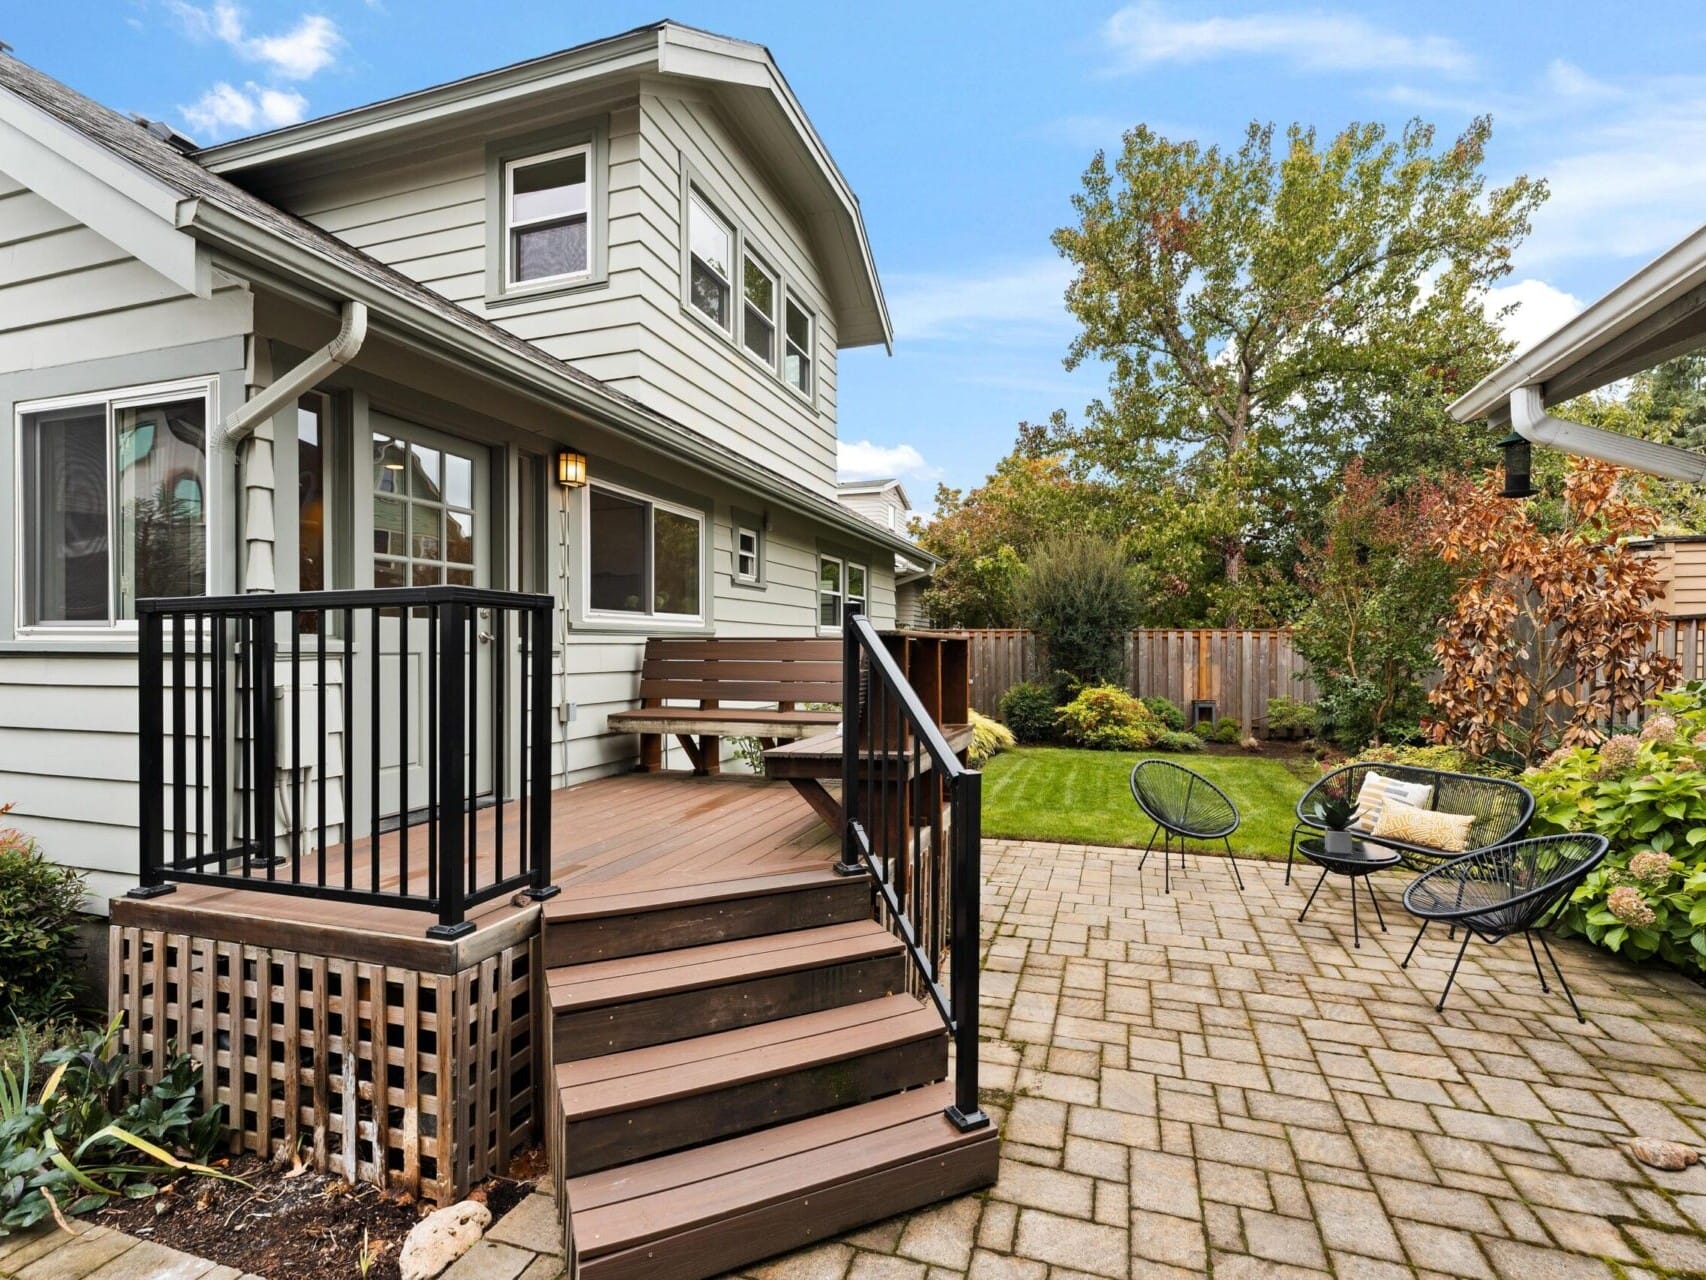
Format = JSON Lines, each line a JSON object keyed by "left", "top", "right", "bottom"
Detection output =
{"left": 1288, "top": 763, "right": 1535, "bottom": 883}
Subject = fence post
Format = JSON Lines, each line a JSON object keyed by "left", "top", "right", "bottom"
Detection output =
{"left": 131, "top": 605, "right": 174, "bottom": 899}
{"left": 430, "top": 600, "right": 473, "bottom": 939}
{"left": 528, "top": 600, "right": 559, "bottom": 902}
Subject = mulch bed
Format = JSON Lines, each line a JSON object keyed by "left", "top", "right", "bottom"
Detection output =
{"left": 93, "top": 1150, "right": 542, "bottom": 1280}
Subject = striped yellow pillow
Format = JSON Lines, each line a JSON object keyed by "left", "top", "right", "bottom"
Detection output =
{"left": 1350, "top": 772, "right": 1434, "bottom": 832}
{"left": 1372, "top": 801, "right": 1475, "bottom": 852}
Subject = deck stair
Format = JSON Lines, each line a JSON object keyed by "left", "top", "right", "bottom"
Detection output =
{"left": 544, "top": 866, "right": 997, "bottom": 1279}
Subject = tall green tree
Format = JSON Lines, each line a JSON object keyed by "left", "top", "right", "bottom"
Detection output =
{"left": 1049, "top": 117, "right": 1546, "bottom": 622}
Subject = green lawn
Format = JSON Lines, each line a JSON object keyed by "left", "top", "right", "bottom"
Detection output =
{"left": 981, "top": 746, "right": 1318, "bottom": 859}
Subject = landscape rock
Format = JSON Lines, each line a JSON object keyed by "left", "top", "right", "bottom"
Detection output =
{"left": 400, "top": 1200, "right": 493, "bottom": 1280}
{"left": 1627, "top": 1137, "right": 1701, "bottom": 1171}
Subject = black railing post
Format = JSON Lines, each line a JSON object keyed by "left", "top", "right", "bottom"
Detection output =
{"left": 131, "top": 604, "right": 173, "bottom": 899}
{"left": 430, "top": 599, "right": 473, "bottom": 939}
{"left": 527, "top": 601, "right": 559, "bottom": 901}
{"left": 946, "top": 770, "right": 989, "bottom": 1132}
{"left": 835, "top": 604, "right": 864, "bottom": 876}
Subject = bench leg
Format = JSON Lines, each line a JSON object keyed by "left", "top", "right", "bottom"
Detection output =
{"left": 637, "top": 733, "right": 662, "bottom": 773}
{"left": 1435, "top": 930, "right": 1473, "bottom": 1012}
{"left": 1536, "top": 932, "right": 1587, "bottom": 1024}
{"left": 674, "top": 734, "right": 708, "bottom": 775}
{"left": 701, "top": 734, "right": 721, "bottom": 776}
{"left": 1401, "top": 919, "right": 1428, "bottom": 968}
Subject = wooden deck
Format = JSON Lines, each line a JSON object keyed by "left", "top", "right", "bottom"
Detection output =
{"left": 111, "top": 774, "right": 839, "bottom": 967}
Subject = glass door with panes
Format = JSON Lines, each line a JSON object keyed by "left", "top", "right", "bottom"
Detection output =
{"left": 368, "top": 413, "right": 491, "bottom": 820}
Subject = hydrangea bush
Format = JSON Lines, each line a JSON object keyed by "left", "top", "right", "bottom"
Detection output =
{"left": 1526, "top": 684, "right": 1706, "bottom": 971}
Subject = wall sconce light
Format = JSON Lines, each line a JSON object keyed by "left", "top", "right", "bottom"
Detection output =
{"left": 1495, "top": 430, "right": 1538, "bottom": 500}
{"left": 556, "top": 449, "right": 588, "bottom": 488}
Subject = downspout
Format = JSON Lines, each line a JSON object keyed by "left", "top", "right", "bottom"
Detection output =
{"left": 219, "top": 300, "right": 368, "bottom": 449}
{"left": 1509, "top": 384, "right": 1706, "bottom": 483}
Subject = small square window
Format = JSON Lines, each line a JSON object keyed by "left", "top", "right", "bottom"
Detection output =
{"left": 735, "top": 526, "right": 761, "bottom": 583}
{"left": 506, "top": 147, "right": 590, "bottom": 287}
{"left": 785, "top": 295, "right": 814, "bottom": 397}
{"left": 688, "top": 192, "right": 734, "bottom": 331}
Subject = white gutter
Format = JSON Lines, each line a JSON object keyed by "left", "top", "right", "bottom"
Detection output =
{"left": 1509, "top": 385, "right": 1706, "bottom": 482}
{"left": 219, "top": 300, "right": 367, "bottom": 448}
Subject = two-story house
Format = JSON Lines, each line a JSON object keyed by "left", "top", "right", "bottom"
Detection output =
{"left": 0, "top": 22, "right": 921, "bottom": 904}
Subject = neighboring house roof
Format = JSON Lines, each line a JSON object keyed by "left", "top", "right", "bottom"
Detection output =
{"left": 836, "top": 477, "right": 912, "bottom": 509}
{"left": 1451, "top": 222, "right": 1706, "bottom": 426}
{"left": 0, "top": 47, "right": 923, "bottom": 564}
{"left": 194, "top": 21, "right": 892, "bottom": 351}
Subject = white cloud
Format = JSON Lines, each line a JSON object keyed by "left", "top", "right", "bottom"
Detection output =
{"left": 181, "top": 80, "right": 308, "bottom": 136}
{"left": 838, "top": 441, "right": 938, "bottom": 486}
{"left": 887, "top": 259, "right": 1073, "bottom": 343}
{"left": 1103, "top": 2, "right": 1472, "bottom": 77}
{"left": 169, "top": 2, "right": 341, "bottom": 79}
{"left": 1484, "top": 279, "right": 1584, "bottom": 355}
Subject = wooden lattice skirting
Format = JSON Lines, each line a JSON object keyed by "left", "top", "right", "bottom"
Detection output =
{"left": 109, "top": 923, "right": 541, "bottom": 1205}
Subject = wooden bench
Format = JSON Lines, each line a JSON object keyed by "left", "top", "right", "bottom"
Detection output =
{"left": 606, "top": 638, "right": 843, "bottom": 775}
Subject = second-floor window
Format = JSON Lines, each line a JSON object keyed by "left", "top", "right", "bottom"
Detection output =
{"left": 785, "top": 294, "right": 814, "bottom": 397}
{"left": 743, "top": 255, "right": 778, "bottom": 364}
{"left": 506, "top": 145, "right": 590, "bottom": 288}
{"left": 688, "top": 191, "right": 734, "bottom": 331}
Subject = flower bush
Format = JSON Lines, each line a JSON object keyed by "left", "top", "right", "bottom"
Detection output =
{"left": 1055, "top": 684, "right": 1163, "bottom": 751}
{"left": 1527, "top": 684, "right": 1706, "bottom": 971}
{"left": 0, "top": 810, "right": 87, "bottom": 1023}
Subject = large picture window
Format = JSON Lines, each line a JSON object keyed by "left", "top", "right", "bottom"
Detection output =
{"left": 586, "top": 483, "right": 704, "bottom": 621}
{"left": 18, "top": 383, "right": 210, "bottom": 628}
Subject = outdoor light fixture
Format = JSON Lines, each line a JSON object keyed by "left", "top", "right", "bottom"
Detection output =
{"left": 1496, "top": 430, "right": 1538, "bottom": 500}
{"left": 556, "top": 448, "right": 588, "bottom": 488}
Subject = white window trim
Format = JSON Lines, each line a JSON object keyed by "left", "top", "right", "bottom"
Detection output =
{"left": 685, "top": 187, "right": 736, "bottom": 336}
{"left": 734, "top": 524, "right": 762, "bottom": 585}
{"left": 783, "top": 290, "right": 816, "bottom": 403}
{"left": 13, "top": 376, "right": 217, "bottom": 639}
{"left": 740, "top": 250, "right": 780, "bottom": 373}
{"left": 581, "top": 478, "right": 708, "bottom": 627}
{"left": 503, "top": 143, "right": 593, "bottom": 292}
{"left": 818, "top": 552, "right": 844, "bottom": 633}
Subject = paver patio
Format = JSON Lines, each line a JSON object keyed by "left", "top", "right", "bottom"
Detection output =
{"left": 736, "top": 837, "right": 1706, "bottom": 1280}
{"left": 13, "top": 836, "right": 1706, "bottom": 1280}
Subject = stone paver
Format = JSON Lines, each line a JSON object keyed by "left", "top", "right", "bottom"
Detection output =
{"left": 729, "top": 839, "right": 1706, "bottom": 1278}
{"left": 18, "top": 841, "right": 1706, "bottom": 1280}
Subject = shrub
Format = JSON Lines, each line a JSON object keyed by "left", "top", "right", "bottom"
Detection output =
{"left": 1352, "top": 743, "right": 1518, "bottom": 778}
{"left": 1153, "top": 730, "right": 1204, "bottom": 753}
{"left": 1140, "top": 697, "right": 1186, "bottom": 731}
{"left": 1265, "top": 696, "right": 1317, "bottom": 740}
{"left": 968, "top": 710, "right": 1016, "bottom": 767}
{"left": 1525, "top": 685, "right": 1706, "bottom": 972}
{"left": 1055, "top": 684, "right": 1162, "bottom": 751}
{"left": 1191, "top": 719, "right": 1214, "bottom": 739}
{"left": 1016, "top": 536, "right": 1143, "bottom": 697}
{"left": 1211, "top": 717, "right": 1242, "bottom": 745}
{"left": 0, "top": 1017, "right": 230, "bottom": 1235}
{"left": 999, "top": 681, "right": 1059, "bottom": 744}
{"left": 0, "top": 816, "right": 86, "bottom": 1023}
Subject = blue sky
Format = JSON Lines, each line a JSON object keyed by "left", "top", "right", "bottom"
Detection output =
{"left": 6, "top": 2, "right": 1706, "bottom": 501}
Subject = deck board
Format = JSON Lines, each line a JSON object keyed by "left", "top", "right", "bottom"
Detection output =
{"left": 111, "top": 775, "right": 838, "bottom": 957}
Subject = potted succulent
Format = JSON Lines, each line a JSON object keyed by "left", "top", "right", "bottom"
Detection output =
{"left": 1311, "top": 794, "right": 1354, "bottom": 831}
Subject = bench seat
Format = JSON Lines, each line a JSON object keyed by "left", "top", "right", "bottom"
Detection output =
{"left": 606, "top": 707, "right": 841, "bottom": 737}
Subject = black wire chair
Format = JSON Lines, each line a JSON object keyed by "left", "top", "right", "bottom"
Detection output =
{"left": 1401, "top": 833, "right": 1609, "bottom": 1022}
{"left": 1129, "top": 760, "right": 1243, "bottom": 895}
{"left": 1288, "top": 763, "right": 1534, "bottom": 883}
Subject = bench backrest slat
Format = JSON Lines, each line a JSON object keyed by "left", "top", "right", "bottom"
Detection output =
{"left": 638, "top": 637, "right": 844, "bottom": 708}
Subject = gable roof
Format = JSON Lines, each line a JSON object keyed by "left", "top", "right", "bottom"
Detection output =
{"left": 194, "top": 20, "right": 892, "bottom": 350}
{"left": 0, "top": 47, "right": 925, "bottom": 565}
{"left": 836, "top": 477, "right": 912, "bottom": 510}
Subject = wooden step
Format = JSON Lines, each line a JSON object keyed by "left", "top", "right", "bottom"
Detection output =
{"left": 565, "top": 1082, "right": 998, "bottom": 1280}
{"left": 543, "top": 868, "right": 870, "bottom": 966}
{"left": 555, "top": 994, "right": 946, "bottom": 1175}
{"left": 549, "top": 920, "right": 907, "bottom": 1061}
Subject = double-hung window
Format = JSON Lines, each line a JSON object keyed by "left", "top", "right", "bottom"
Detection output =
{"left": 505, "top": 145, "right": 590, "bottom": 288}
{"left": 818, "top": 555, "right": 868, "bottom": 630}
{"left": 742, "top": 254, "right": 778, "bottom": 364}
{"left": 18, "top": 382, "right": 210, "bottom": 629}
{"left": 735, "top": 524, "right": 761, "bottom": 584}
{"left": 784, "top": 293, "right": 814, "bottom": 397}
{"left": 586, "top": 483, "right": 704, "bottom": 622}
{"left": 687, "top": 191, "right": 734, "bottom": 331}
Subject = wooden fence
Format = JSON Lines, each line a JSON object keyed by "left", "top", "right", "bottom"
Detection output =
{"left": 1658, "top": 616, "right": 1706, "bottom": 684}
{"left": 966, "top": 628, "right": 1317, "bottom": 735}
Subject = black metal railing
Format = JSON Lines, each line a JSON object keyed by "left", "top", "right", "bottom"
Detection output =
{"left": 135, "top": 586, "right": 558, "bottom": 937}
{"left": 838, "top": 608, "right": 987, "bottom": 1132}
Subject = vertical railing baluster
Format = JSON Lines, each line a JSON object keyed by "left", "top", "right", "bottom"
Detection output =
{"left": 290, "top": 610, "right": 301, "bottom": 885}
{"left": 399, "top": 600, "right": 410, "bottom": 898}
{"left": 342, "top": 607, "right": 354, "bottom": 892}
{"left": 947, "top": 772, "right": 986, "bottom": 1130}
{"left": 428, "top": 603, "right": 438, "bottom": 903}
{"left": 466, "top": 605, "right": 479, "bottom": 896}
{"left": 528, "top": 601, "right": 555, "bottom": 901}
{"left": 239, "top": 613, "right": 250, "bottom": 877}
{"left": 494, "top": 606, "right": 506, "bottom": 889}
{"left": 253, "top": 610, "right": 276, "bottom": 877}
{"left": 171, "top": 613, "right": 186, "bottom": 873}
{"left": 370, "top": 606, "right": 381, "bottom": 895}
{"left": 212, "top": 615, "right": 227, "bottom": 875}
{"left": 836, "top": 606, "right": 862, "bottom": 876}
{"left": 194, "top": 611, "right": 204, "bottom": 871}
{"left": 431, "top": 599, "right": 470, "bottom": 938}
{"left": 317, "top": 615, "right": 327, "bottom": 889}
